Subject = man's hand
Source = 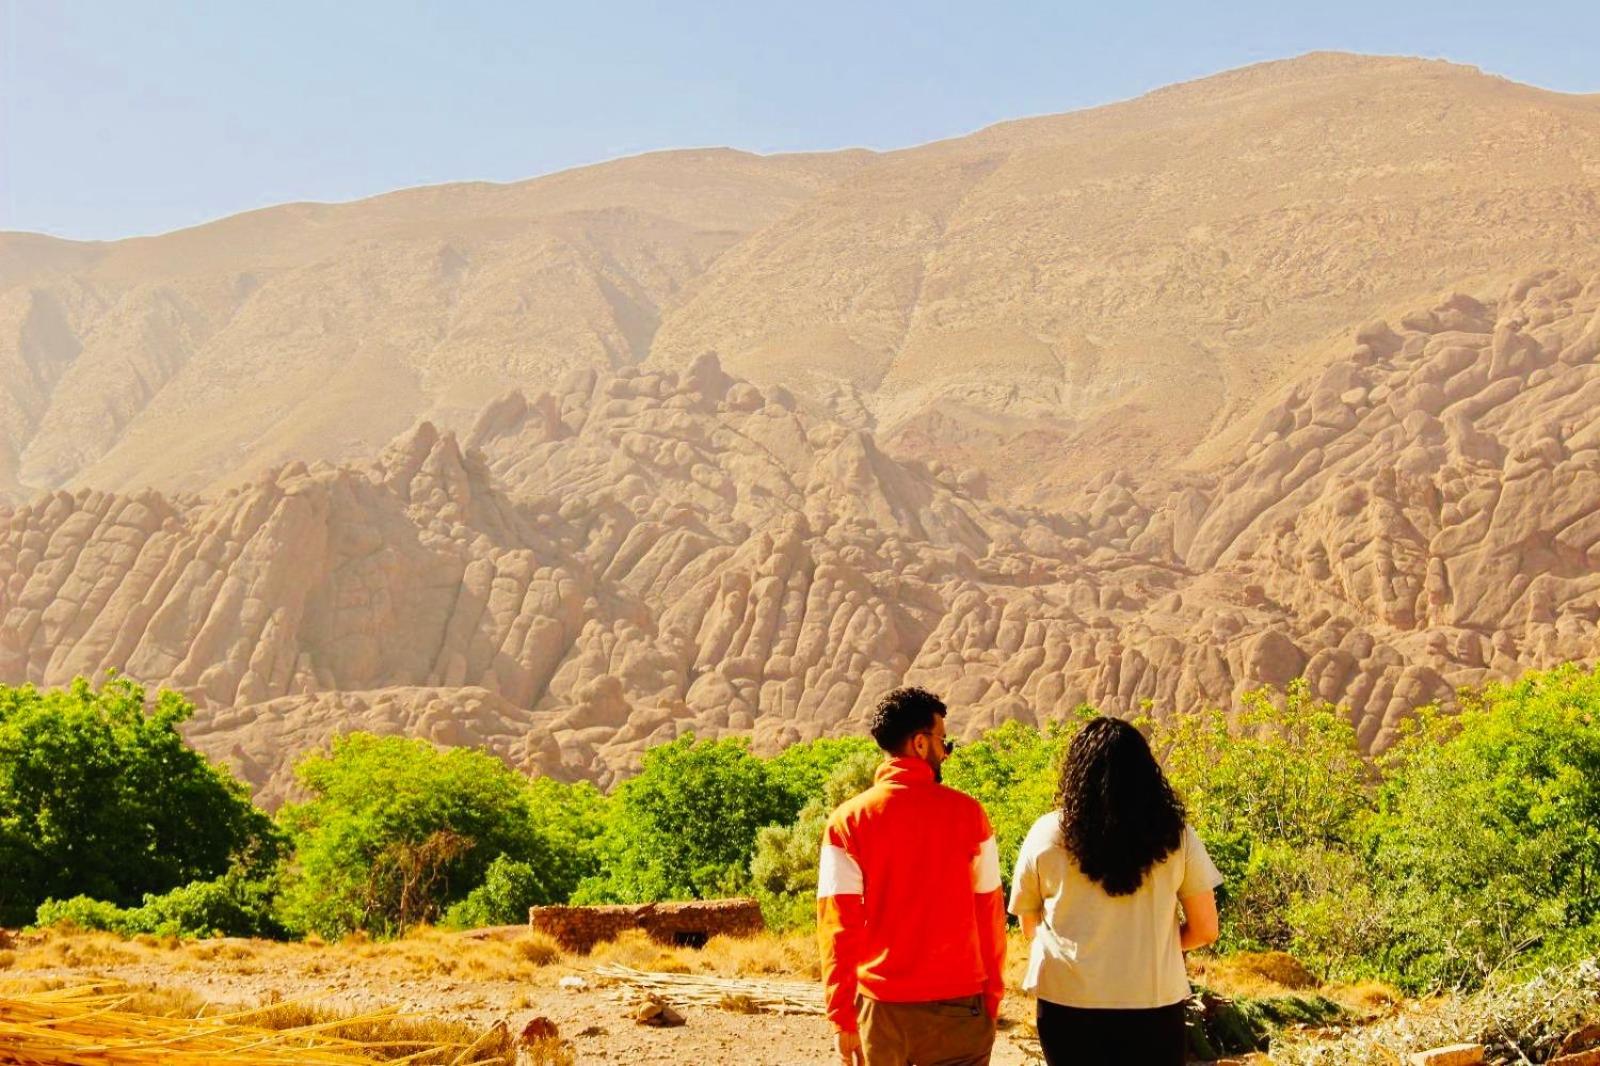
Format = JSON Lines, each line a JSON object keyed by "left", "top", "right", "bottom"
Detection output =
{"left": 835, "top": 1030, "right": 865, "bottom": 1065}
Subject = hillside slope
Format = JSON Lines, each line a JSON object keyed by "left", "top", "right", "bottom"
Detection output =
{"left": 0, "top": 148, "right": 869, "bottom": 500}
{"left": 4, "top": 54, "right": 1598, "bottom": 509}
{"left": 651, "top": 53, "right": 1600, "bottom": 501}
{"left": 3, "top": 269, "right": 1597, "bottom": 800}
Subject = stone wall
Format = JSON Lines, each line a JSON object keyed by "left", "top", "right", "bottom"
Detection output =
{"left": 529, "top": 897, "right": 766, "bottom": 954}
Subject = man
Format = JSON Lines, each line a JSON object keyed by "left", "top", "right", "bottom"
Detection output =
{"left": 817, "top": 687, "right": 1007, "bottom": 1066}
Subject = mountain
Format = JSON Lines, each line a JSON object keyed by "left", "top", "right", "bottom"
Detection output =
{"left": 649, "top": 53, "right": 1600, "bottom": 501}
{"left": 4, "top": 268, "right": 1598, "bottom": 803}
{"left": 3, "top": 53, "right": 1600, "bottom": 799}
{"left": 0, "top": 149, "right": 869, "bottom": 501}
{"left": 4, "top": 54, "right": 1598, "bottom": 509}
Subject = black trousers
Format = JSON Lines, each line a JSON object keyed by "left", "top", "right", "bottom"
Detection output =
{"left": 1035, "top": 999, "right": 1187, "bottom": 1066}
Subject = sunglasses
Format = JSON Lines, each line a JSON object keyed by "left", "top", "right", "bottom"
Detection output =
{"left": 915, "top": 730, "right": 956, "bottom": 755}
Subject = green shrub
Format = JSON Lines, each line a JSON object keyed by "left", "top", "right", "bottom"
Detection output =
{"left": 574, "top": 735, "right": 792, "bottom": 903}
{"left": 35, "top": 894, "right": 138, "bottom": 934}
{"left": 444, "top": 855, "right": 543, "bottom": 929}
{"left": 1185, "top": 987, "right": 1345, "bottom": 1060}
{"left": 0, "top": 676, "right": 277, "bottom": 926}
{"left": 942, "top": 717, "right": 1080, "bottom": 895}
{"left": 137, "top": 867, "right": 286, "bottom": 938}
{"left": 765, "top": 736, "right": 878, "bottom": 814}
{"left": 275, "top": 734, "right": 568, "bottom": 938}
{"left": 1150, "top": 681, "right": 1380, "bottom": 970}
{"left": 36, "top": 865, "right": 285, "bottom": 939}
{"left": 1373, "top": 664, "right": 1600, "bottom": 989}
{"left": 750, "top": 749, "right": 879, "bottom": 930}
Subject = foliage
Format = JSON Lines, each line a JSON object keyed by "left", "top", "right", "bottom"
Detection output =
{"left": 274, "top": 734, "right": 567, "bottom": 938}
{"left": 1184, "top": 987, "right": 1345, "bottom": 1060}
{"left": 1372, "top": 664, "right": 1600, "bottom": 990}
{"left": 36, "top": 864, "right": 285, "bottom": 938}
{"left": 1148, "top": 680, "right": 1380, "bottom": 969}
{"left": 444, "top": 855, "right": 544, "bottom": 929}
{"left": 750, "top": 749, "right": 880, "bottom": 929}
{"left": 1272, "top": 956, "right": 1600, "bottom": 1065}
{"left": 574, "top": 735, "right": 792, "bottom": 903}
{"left": 0, "top": 676, "right": 277, "bottom": 926}
{"left": 34, "top": 894, "right": 135, "bottom": 934}
{"left": 942, "top": 717, "right": 1081, "bottom": 894}
{"left": 764, "top": 735, "right": 878, "bottom": 815}
{"left": 18, "top": 665, "right": 1600, "bottom": 1002}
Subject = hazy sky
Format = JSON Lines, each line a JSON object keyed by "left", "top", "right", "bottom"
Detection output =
{"left": 4, "top": 0, "right": 1597, "bottom": 241}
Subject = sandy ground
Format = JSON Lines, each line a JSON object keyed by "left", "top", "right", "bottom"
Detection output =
{"left": 7, "top": 935, "right": 1043, "bottom": 1065}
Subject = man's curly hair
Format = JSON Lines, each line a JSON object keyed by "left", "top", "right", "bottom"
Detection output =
{"left": 869, "top": 687, "right": 946, "bottom": 753}
{"left": 1057, "top": 716, "right": 1186, "bottom": 896}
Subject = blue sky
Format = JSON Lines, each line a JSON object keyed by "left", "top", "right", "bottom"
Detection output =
{"left": 3, "top": 0, "right": 1597, "bottom": 241}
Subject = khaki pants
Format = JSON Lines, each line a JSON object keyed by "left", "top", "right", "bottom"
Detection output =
{"left": 857, "top": 994, "right": 996, "bottom": 1066}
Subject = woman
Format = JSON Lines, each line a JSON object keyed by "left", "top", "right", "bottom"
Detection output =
{"left": 1008, "top": 716, "right": 1221, "bottom": 1065}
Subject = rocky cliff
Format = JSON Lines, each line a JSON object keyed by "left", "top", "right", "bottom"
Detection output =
{"left": 3, "top": 269, "right": 1597, "bottom": 802}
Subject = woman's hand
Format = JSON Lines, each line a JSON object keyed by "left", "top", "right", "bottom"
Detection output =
{"left": 1178, "top": 890, "right": 1219, "bottom": 951}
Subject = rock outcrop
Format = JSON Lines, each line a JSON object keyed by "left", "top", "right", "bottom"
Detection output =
{"left": 4, "top": 270, "right": 1600, "bottom": 798}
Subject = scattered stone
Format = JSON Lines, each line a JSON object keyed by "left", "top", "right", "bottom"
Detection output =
{"left": 1552, "top": 1049, "right": 1600, "bottom": 1066}
{"left": 558, "top": 975, "right": 590, "bottom": 991}
{"left": 1559, "top": 1025, "right": 1600, "bottom": 1056}
{"left": 519, "top": 1017, "right": 560, "bottom": 1044}
{"left": 632, "top": 996, "right": 686, "bottom": 1028}
{"left": 1407, "top": 1045, "right": 1485, "bottom": 1066}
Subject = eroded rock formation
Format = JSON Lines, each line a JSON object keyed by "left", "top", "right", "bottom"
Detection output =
{"left": 4, "top": 270, "right": 1598, "bottom": 801}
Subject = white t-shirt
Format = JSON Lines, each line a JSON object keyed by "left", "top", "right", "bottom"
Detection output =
{"left": 1007, "top": 813, "right": 1222, "bottom": 1009}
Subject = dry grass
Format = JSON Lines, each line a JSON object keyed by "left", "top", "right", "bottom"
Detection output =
{"left": 513, "top": 931, "right": 564, "bottom": 967}
{"left": 586, "top": 929, "right": 693, "bottom": 973}
{"left": 4, "top": 925, "right": 580, "bottom": 990}
{"left": 523, "top": 1036, "right": 577, "bottom": 1066}
{"left": 231, "top": 999, "right": 517, "bottom": 1064}
{"left": 1324, "top": 979, "right": 1405, "bottom": 1014}
{"left": 1191, "top": 950, "right": 1324, "bottom": 998}
{"left": 8, "top": 929, "right": 140, "bottom": 970}
{"left": 698, "top": 931, "right": 818, "bottom": 979}
{"left": 0, "top": 982, "right": 517, "bottom": 1064}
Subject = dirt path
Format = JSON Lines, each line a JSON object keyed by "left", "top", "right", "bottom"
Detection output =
{"left": 21, "top": 957, "right": 1042, "bottom": 1065}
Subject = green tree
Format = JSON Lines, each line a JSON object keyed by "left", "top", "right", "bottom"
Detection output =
{"left": 1373, "top": 664, "right": 1600, "bottom": 989}
{"left": 275, "top": 733, "right": 566, "bottom": 938}
{"left": 444, "top": 855, "right": 545, "bottom": 928}
{"left": 942, "top": 717, "right": 1080, "bottom": 895}
{"left": 765, "top": 735, "right": 878, "bottom": 814}
{"left": 0, "top": 676, "right": 275, "bottom": 926}
{"left": 1149, "top": 681, "right": 1379, "bottom": 968}
{"left": 751, "top": 749, "right": 880, "bottom": 929}
{"left": 575, "top": 736, "right": 790, "bottom": 903}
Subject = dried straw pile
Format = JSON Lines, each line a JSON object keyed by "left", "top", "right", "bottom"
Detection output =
{"left": 0, "top": 984, "right": 501, "bottom": 1065}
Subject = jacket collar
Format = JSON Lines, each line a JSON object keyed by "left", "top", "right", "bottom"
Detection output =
{"left": 876, "top": 755, "right": 935, "bottom": 786}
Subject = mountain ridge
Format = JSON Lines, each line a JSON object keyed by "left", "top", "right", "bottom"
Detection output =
{"left": 5, "top": 267, "right": 1599, "bottom": 801}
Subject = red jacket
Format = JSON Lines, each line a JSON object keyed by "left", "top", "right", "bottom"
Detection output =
{"left": 816, "top": 757, "right": 1007, "bottom": 1033}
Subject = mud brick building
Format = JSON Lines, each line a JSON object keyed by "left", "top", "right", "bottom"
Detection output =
{"left": 529, "top": 898, "right": 766, "bottom": 953}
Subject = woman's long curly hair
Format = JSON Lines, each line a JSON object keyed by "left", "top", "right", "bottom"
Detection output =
{"left": 1057, "top": 716, "right": 1187, "bottom": 896}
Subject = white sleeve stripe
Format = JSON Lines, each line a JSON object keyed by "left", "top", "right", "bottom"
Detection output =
{"left": 817, "top": 843, "right": 864, "bottom": 898}
{"left": 972, "top": 835, "right": 1001, "bottom": 894}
